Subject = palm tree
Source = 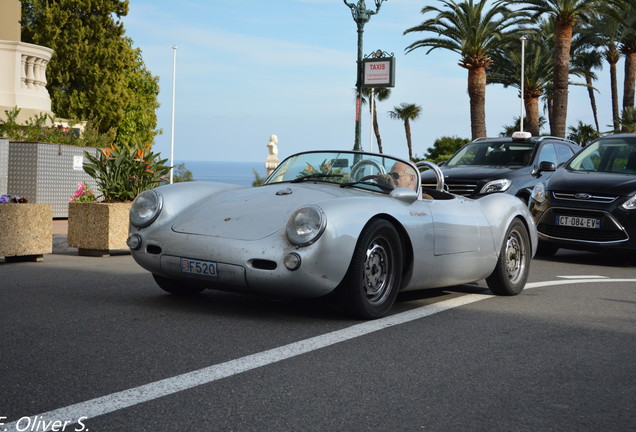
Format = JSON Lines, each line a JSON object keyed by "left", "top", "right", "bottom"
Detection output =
{"left": 571, "top": 47, "right": 603, "bottom": 132}
{"left": 404, "top": 0, "right": 528, "bottom": 140}
{"left": 388, "top": 103, "right": 422, "bottom": 161}
{"left": 510, "top": 0, "right": 599, "bottom": 138}
{"left": 567, "top": 121, "right": 600, "bottom": 146}
{"left": 590, "top": 1, "right": 632, "bottom": 131}
{"left": 361, "top": 87, "right": 391, "bottom": 153}
{"left": 619, "top": 2, "right": 636, "bottom": 111}
{"left": 620, "top": 107, "right": 636, "bottom": 132}
{"left": 488, "top": 21, "right": 554, "bottom": 136}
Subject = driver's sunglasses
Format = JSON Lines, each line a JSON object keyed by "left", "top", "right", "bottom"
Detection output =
{"left": 389, "top": 172, "right": 409, "bottom": 180}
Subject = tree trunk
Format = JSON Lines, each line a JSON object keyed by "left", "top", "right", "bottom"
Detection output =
{"left": 623, "top": 51, "right": 636, "bottom": 112}
{"left": 404, "top": 120, "right": 413, "bottom": 161}
{"left": 551, "top": 25, "right": 573, "bottom": 138}
{"left": 467, "top": 66, "right": 487, "bottom": 139}
{"left": 585, "top": 74, "right": 600, "bottom": 132}
{"left": 524, "top": 96, "right": 541, "bottom": 137}
{"left": 610, "top": 61, "right": 620, "bottom": 131}
{"left": 606, "top": 43, "right": 621, "bottom": 132}
{"left": 373, "top": 104, "right": 383, "bottom": 153}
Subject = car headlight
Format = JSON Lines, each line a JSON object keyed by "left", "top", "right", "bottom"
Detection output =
{"left": 130, "top": 190, "right": 163, "bottom": 228}
{"left": 531, "top": 182, "right": 547, "bottom": 204}
{"left": 622, "top": 195, "right": 636, "bottom": 210}
{"left": 480, "top": 179, "right": 512, "bottom": 194}
{"left": 286, "top": 205, "right": 326, "bottom": 247}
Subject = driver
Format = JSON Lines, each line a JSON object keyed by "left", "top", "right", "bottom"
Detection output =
{"left": 377, "top": 161, "right": 417, "bottom": 191}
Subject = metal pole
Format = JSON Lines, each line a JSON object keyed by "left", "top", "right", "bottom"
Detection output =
{"left": 343, "top": 0, "right": 387, "bottom": 151}
{"left": 170, "top": 45, "right": 177, "bottom": 184}
{"left": 369, "top": 88, "right": 375, "bottom": 152}
{"left": 519, "top": 36, "right": 526, "bottom": 133}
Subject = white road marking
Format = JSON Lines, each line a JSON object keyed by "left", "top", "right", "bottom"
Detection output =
{"left": 558, "top": 275, "right": 609, "bottom": 279}
{"left": 5, "top": 278, "right": 636, "bottom": 431}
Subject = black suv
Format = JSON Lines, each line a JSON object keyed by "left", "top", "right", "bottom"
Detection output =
{"left": 421, "top": 133, "right": 581, "bottom": 204}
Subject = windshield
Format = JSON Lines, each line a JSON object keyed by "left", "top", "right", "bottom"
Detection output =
{"left": 568, "top": 137, "right": 636, "bottom": 174}
{"left": 265, "top": 151, "right": 419, "bottom": 193}
{"left": 446, "top": 141, "right": 535, "bottom": 167}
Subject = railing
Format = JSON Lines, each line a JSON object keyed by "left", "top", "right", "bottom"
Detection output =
{"left": 0, "top": 40, "right": 54, "bottom": 114}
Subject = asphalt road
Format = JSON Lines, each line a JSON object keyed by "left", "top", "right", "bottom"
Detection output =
{"left": 1, "top": 247, "right": 634, "bottom": 432}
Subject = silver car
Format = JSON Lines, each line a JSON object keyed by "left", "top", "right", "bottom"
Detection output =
{"left": 128, "top": 150, "right": 537, "bottom": 319}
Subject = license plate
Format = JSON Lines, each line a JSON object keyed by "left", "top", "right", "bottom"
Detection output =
{"left": 556, "top": 215, "right": 600, "bottom": 229}
{"left": 180, "top": 257, "right": 218, "bottom": 277}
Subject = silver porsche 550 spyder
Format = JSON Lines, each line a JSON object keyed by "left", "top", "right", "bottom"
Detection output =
{"left": 128, "top": 150, "right": 537, "bottom": 319}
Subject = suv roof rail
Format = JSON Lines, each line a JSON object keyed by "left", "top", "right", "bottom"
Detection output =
{"left": 535, "top": 135, "right": 581, "bottom": 146}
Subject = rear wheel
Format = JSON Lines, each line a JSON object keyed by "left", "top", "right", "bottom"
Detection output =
{"left": 486, "top": 219, "right": 531, "bottom": 296}
{"left": 338, "top": 219, "right": 403, "bottom": 319}
{"left": 153, "top": 274, "right": 205, "bottom": 296}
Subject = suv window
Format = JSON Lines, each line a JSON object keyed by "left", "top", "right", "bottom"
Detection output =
{"left": 537, "top": 143, "right": 557, "bottom": 165}
{"left": 555, "top": 143, "right": 576, "bottom": 164}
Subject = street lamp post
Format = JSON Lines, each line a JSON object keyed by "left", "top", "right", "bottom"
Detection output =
{"left": 519, "top": 35, "right": 526, "bottom": 132}
{"left": 343, "top": 0, "right": 387, "bottom": 151}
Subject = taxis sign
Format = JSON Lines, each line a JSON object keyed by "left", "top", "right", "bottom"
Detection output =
{"left": 362, "top": 56, "right": 395, "bottom": 88}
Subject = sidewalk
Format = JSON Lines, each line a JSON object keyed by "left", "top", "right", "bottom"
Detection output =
{"left": 52, "top": 219, "right": 68, "bottom": 236}
{"left": 52, "top": 219, "right": 70, "bottom": 253}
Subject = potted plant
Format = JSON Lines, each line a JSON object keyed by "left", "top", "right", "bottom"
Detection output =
{"left": 67, "top": 144, "right": 170, "bottom": 256}
{"left": 0, "top": 194, "right": 52, "bottom": 262}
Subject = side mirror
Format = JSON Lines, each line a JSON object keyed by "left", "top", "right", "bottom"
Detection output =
{"left": 538, "top": 161, "right": 556, "bottom": 172}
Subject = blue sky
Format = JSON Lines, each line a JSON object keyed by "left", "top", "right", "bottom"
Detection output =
{"left": 123, "top": 0, "right": 624, "bottom": 164}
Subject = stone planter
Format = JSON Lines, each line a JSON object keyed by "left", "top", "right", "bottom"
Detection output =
{"left": 0, "top": 204, "right": 52, "bottom": 262}
{"left": 67, "top": 202, "right": 132, "bottom": 257}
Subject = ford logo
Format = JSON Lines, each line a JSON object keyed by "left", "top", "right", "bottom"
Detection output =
{"left": 575, "top": 193, "right": 592, "bottom": 199}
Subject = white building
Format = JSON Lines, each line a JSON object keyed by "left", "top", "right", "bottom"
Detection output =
{"left": 0, "top": 0, "right": 54, "bottom": 123}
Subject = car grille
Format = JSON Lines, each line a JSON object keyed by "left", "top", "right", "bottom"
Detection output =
{"left": 422, "top": 180, "right": 478, "bottom": 196}
{"left": 552, "top": 192, "right": 617, "bottom": 203}
{"left": 537, "top": 208, "right": 628, "bottom": 243}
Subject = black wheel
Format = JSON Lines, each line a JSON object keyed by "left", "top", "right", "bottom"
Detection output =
{"left": 153, "top": 274, "right": 205, "bottom": 296}
{"left": 536, "top": 241, "right": 559, "bottom": 257}
{"left": 338, "top": 219, "right": 403, "bottom": 319}
{"left": 486, "top": 219, "right": 531, "bottom": 296}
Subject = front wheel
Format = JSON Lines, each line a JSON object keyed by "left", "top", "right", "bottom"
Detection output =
{"left": 338, "top": 219, "right": 403, "bottom": 319}
{"left": 153, "top": 274, "right": 205, "bottom": 296}
{"left": 486, "top": 219, "right": 531, "bottom": 296}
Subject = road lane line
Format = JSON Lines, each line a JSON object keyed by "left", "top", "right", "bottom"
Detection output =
{"left": 5, "top": 278, "right": 636, "bottom": 431}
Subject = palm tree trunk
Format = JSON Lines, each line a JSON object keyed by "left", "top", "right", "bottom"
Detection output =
{"left": 403, "top": 120, "right": 413, "bottom": 161}
{"left": 467, "top": 66, "right": 487, "bottom": 139}
{"left": 372, "top": 105, "right": 383, "bottom": 153}
{"left": 610, "top": 61, "right": 620, "bottom": 131}
{"left": 606, "top": 44, "right": 621, "bottom": 132}
{"left": 623, "top": 51, "right": 636, "bottom": 111}
{"left": 524, "top": 96, "right": 541, "bottom": 136}
{"left": 551, "top": 25, "right": 573, "bottom": 138}
{"left": 585, "top": 74, "right": 600, "bottom": 132}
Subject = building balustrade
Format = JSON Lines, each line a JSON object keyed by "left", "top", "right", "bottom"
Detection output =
{"left": 0, "top": 40, "right": 54, "bottom": 121}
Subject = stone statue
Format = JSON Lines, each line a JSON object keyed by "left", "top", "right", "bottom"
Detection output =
{"left": 265, "top": 134, "right": 279, "bottom": 176}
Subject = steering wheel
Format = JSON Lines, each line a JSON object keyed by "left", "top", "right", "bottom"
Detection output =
{"left": 416, "top": 161, "right": 445, "bottom": 192}
{"left": 350, "top": 159, "right": 386, "bottom": 181}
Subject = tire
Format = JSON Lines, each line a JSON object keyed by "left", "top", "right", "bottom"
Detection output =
{"left": 153, "top": 274, "right": 205, "bottom": 296}
{"left": 486, "top": 219, "right": 531, "bottom": 296}
{"left": 536, "top": 241, "right": 559, "bottom": 257}
{"left": 338, "top": 219, "right": 403, "bottom": 319}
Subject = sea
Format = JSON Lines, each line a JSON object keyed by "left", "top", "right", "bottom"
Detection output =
{"left": 177, "top": 160, "right": 266, "bottom": 186}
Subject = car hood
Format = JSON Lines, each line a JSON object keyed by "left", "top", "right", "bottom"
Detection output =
{"left": 171, "top": 183, "right": 349, "bottom": 240}
{"left": 548, "top": 169, "right": 636, "bottom": 196}
{"left": 422, "top": 165, "right": 524, "bottom": 181}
